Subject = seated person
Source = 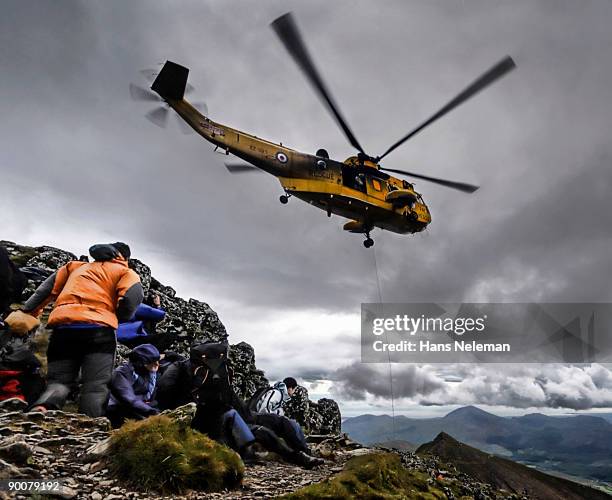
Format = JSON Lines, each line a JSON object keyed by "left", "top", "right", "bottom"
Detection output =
{"left": 106, "top": 344, "right": 160, "bottom": 428}
{"left": 252, "top": 379, "right": 308, "bottom": 454}
{"left": 157, "top": 341, "right": 322, "bottom": 468}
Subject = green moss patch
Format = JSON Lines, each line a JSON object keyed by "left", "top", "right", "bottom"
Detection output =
{"left": 282, "top": 453, "right": 449, "bottom": 500}
{"left": 107, "top": 415, "right": 244, "bottom": 493}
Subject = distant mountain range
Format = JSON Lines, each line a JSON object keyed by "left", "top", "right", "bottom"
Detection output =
{"left": 343, "top": 406, "right": 612, "bottom": 482}
{"left": 418, "top": 432, "right": 611, "bottom": 500}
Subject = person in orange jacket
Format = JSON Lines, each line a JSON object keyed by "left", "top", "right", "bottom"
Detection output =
{"left": 23, "top": 242, "right": 143, "bottom": 417}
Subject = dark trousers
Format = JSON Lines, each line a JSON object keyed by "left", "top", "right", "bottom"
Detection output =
{"left": 253, "top": 412, "right": 309, "bottom": 453}
{"left": 192, "top": 406, "right": 255, "bottom": 450}
{"left": 34, "top": 327, "right": 116, "bottom": 417}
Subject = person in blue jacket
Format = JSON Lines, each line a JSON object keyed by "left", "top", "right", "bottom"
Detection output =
{"left": 106, "top": 344, "right": 160, "bottom": 428}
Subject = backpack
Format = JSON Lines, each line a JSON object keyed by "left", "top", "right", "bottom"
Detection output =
{"left": 189, "top": 341, "right": 234, "bottom": 409}
{"left": 248, "top": 382, "right": 289, "bottom": 414}
{"left": 0, "top": 330, "right": 43, "bottom": 403}
{"left": 247, "top": 385, "right": 272, "bottom": 413}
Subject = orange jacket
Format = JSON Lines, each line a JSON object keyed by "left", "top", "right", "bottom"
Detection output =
{"left": 25, "top": 256, "right": 142, "bottom": 329}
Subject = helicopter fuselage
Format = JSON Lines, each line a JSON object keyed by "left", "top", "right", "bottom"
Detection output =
{"left": 170, "top": 99, "right": 431, "bottom": 235}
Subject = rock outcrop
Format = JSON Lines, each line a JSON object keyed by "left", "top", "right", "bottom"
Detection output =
{"left": 1, "top": 241, "right": 341, "bottom": 433}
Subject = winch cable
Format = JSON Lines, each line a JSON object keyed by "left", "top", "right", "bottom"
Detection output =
{"left": 372, "top": 243, "right": 396, "bottom": 440}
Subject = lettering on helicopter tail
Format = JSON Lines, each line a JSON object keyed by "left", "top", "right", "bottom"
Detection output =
{"left": 276, "top": 152, "right": 288, "bottom": 163}
{"left": 199, "top": 121, "right": 225, "bottom": 136}
{"left": 310, "top": 170, "right": 333, "bottom": 179}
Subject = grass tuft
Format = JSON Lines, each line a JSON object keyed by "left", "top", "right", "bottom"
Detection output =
{"left": 107, "top": 415, "right": 244, "bottom": 493}
{"left": 282, "top": 452, "right": 448, "bottom": 499}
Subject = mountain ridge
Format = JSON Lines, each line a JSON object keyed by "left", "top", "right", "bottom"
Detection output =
{"left": 418, "top": 431, "right": 611, "bottom": 500}
{"left": 343, "top": 405, "right": 612, "bottom": 482}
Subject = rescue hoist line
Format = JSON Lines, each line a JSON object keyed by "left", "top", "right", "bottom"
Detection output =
{"left": 372, "top": 244, "right": 396, "bottom": 440}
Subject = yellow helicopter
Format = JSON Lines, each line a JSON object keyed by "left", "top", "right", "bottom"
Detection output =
{"left": 130, "top": 13, "right": 515, "bottom": 248}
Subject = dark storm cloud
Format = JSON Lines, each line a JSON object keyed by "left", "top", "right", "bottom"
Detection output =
{"left": 331, "top": 362, "right": 444, "bottom": 400}
{"left": 2, "top": 1, "right": 612, "bottom": 410}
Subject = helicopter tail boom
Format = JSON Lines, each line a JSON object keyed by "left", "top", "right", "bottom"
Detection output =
{"left": 151, "top": 61, "right": 189, "bottom": 101}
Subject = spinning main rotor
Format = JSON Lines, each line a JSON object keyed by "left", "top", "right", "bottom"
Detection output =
{"left": 270, "top": 12, "right": 516, "bottom": 194}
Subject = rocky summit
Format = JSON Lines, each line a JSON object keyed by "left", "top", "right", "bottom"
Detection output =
{"left": 1, "top": 240, "right": 341, "bottom": 433}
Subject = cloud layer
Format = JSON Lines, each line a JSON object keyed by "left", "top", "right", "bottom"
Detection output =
{"left": 331, "top": 362, "right": 612, "bottom": 410}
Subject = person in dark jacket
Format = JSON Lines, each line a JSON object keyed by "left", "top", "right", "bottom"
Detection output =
{"left": 24, "top": 242, "right": 143, "bottom": 417}
{"left": 0, "top": 246, "right": 27, "bottom": 317}
{"left": 157, "top": 341, "right": 322, "bottom": 468}
{"left": 106, "top": 344, "right": 160, "bottom": 428}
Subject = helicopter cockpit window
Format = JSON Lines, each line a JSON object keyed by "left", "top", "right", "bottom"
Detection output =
{"left": 341, "top": 166, "right": 367, "bottom": 193}
{"left": 355, "top": 173, "right": 366, "bottom": 191}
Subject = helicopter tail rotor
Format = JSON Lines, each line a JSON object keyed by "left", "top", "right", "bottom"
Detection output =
{"left": 151, "top": 60, "right": 189, "bottom": 101}
{"left": 130, "top": 61, "right": 208, "bottom": 131}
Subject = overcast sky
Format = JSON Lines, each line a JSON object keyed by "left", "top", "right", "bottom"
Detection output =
{"left": 2, "top": 0, "right": 612, "bottom": 417}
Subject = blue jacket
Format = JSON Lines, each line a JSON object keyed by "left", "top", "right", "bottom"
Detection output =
{"left": 117, "top": 303, "right": 166, "bottom": 342}
{"left": 107, "top": 344, "right": 160, "bottom": 416}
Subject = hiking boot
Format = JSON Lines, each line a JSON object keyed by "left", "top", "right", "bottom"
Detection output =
{"left": 293, "top": 451, "right": 324, "bottom": 469}
{"left": 240, "top": 444, "right": 266, "bottom": 465}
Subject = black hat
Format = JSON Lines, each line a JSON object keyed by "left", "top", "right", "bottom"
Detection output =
{"left": 283, "top": 377, "right": 298, "bottom": 389}
{"left": 111, "top": 242, "right": 131, "bottom": 260}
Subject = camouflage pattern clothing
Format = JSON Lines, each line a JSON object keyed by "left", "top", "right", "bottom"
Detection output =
{"left": 282, "top": 385, "right": 310, "bottom": 430}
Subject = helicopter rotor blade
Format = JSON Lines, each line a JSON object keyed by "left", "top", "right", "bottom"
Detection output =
{"left": 271, "top": 12, "right": 367, "bottom": 156}
{"left": 175, "top": 115, "right": 194, "bottom": 134}
{"left": 225, "top": 163, "right": 262, "bottom": 174}
{"left": 129, "top": 83, "right": 161, "bottom": 102}
{"left": 139, "top": 69, "right": 159, "bottom": 82}
{"left": 380, "top": 167, "right": 479, "bottom": 193}
{"left": 145, "top": 106, "right": 170, "bottom": 128}
{"left": 377, "top": 56, "right": 516, "bottom": 161}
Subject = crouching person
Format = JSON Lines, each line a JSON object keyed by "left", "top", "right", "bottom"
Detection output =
{"left": 106, "top": 344, "right": 160, "bottom": 428}
{"left": 157, "top": 341, "right": 256, "bottom": 458}
{"left": 158, "top": 341, "right": 322, "bottom": 468}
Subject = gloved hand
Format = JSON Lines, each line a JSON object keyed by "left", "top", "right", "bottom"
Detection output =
{"left": 4, "top": 310, "right": 40, "bottom": 336}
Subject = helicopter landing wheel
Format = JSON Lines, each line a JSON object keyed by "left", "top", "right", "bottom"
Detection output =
{"left": 363, "top": 237, "right": 374, "bottom": 248}
{"left": 280, "top": 195, "right": 289, "bottom": 204}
